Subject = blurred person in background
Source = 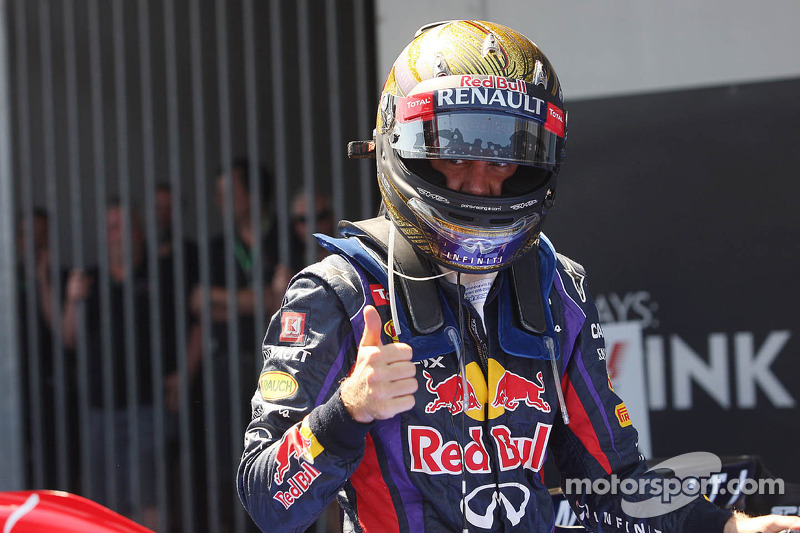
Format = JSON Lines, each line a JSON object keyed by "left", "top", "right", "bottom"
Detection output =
{"left": 289, "top": 190, "right": 342, "bottom": 533}
{"left": 289, "top": 189, "right": 334, "bottom": 274}
{"left": 190, "top": 158, "right": 290, "bottom": 531}
{"left": 15, "top": 209, "right": 65, "bottom": 489}
{"left": 154, "top": 183, "right": 203, "bottom": 531}
{"left": 62, "top": 201, "right": 160, "bottom": 529}
{"left": 154, "top": 183, "right": 200, "bottom": 412}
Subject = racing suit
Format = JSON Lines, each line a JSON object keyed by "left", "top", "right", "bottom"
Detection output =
{"left": 237, "top": 219, "right": 733, "bottom": 532}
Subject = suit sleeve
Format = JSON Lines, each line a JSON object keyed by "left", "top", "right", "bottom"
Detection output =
{"left": 237, "top": 257, "right": 371, "bottom": 532}
{"left": 548, "top": 263, "right": 733, "bottom": 532}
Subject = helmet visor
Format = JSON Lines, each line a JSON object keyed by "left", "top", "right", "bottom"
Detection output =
{"left": 389, "top": 88, "right": 565, "bottom": 169}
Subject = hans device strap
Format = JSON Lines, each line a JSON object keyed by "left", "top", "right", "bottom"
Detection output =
{"left": 343, "top": 217, "right": 443, "bottom": 335}
{"left": 340, "top": 216, "right": 548, "bottom": 337}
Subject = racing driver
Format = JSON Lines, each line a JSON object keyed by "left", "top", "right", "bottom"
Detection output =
{"left": 238, "top": 20, "right": 800, "bottom": 533}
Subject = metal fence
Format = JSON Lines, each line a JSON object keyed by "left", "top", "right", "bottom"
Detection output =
{"left": 2, "top": 0, "right": 378, "bottom": 531}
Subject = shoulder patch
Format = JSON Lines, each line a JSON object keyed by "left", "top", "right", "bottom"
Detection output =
{"left": 259, "top": 370, "right": 299, "bottom": 400}
{"left": 557, "top": 253, "right": 587, "bottom": 303}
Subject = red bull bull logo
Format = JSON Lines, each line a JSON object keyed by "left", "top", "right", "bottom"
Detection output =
{"left": 273, "top": 427, "right": 313, "bottom": 485}
{"left": 422, "top": 370, "right": 482, "bottom": 415}
{"left": 272, "top": 422, "right": 324, "bottom": 509}
{"left": 421, "top": 360, "right": 554, "bottom": 421}
{"left": 491, "top": 370, "right": 551, "bottom": 413}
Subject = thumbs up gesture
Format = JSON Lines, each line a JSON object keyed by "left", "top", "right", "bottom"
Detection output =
{"left": 340, "top": 305, "right": 417, "bottom": 423}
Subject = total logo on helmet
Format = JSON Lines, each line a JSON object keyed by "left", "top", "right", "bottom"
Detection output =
{"left": 421, "top": 360, "right": 553, "bottom": 421}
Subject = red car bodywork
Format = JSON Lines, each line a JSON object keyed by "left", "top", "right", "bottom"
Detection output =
{"left": 0, "top": 491, "right": 153, "bottom": 532}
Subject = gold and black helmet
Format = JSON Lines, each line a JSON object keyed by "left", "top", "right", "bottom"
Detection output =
{"left": 375, "top": 20, "right": 567, "bottom": 273}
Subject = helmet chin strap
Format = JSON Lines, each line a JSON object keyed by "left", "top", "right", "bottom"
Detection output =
{"left": 386, "top": 223, "right": 450, "bottom": 336}
{"left": 386, "top": 221, "right": 498, "bottom": 337}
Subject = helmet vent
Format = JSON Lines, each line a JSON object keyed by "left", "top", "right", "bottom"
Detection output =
{"left": 448, "top": 212, "right": 475, "bottom": 223}
{"left": 482, "top": 33, "right": 499, "bottom": 56}
{"left": 490, "top": 217, "right": 514, "bottom": 225}
{"left": 433, "top": 52, "right": 452, "bottom": 77}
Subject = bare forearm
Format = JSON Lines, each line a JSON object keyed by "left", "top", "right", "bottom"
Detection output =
{"left": 61, "top": 301, "right": 79, "bottom": 350}
{"left": 36, "top": 272, "right": 55, "bottom": 329}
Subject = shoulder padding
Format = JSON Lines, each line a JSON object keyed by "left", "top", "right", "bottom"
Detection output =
{"left": 301, "top": 254, "right": 365, "bottom": 317}
{"left": 556, "top": 253, "right": 588, "bottom": 303}
{"left": 340, "top": 217, "right": 444, "bottom": 335}
{"left": 556, "top": 253, "right": 586, "bottom": 276}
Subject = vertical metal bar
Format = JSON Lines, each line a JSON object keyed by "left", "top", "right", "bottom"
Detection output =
{"left": 189, "top": 0, "right": 221, "bottom": 527}
{"left": 38, "top": 0, "right": 69, "bottom": 490}
{"left": 242, "top": 0, "right": 264, "bottom": 374}
{"left": 13, "top": 0, "right": 45, "bottom": 489}
{"left": 87, "top": 0, "right": 117, "bottom": 509}
{"left": 269, "top": 0, "right": 290, "bottom": 268}
{"left": 137, "top": 0, "right": 169, "bottom": 529}
{"left": 214, "top": 2, "right": 244, "bottom": 530}
{"left": 353, "top": 0, "right": 375, "bottom": 219}
{"left": 111, "top": 0, "right": 142, "bottom": 519}
{"left": 62, "top": 0, "right": 92, "bottom": 498}
{"left": 0, "top": 0, "right": 24, "bottom": 491}
{"left": 325, "top": 0, "right": 345, "bottom": 234}
{"left": 297, "top": 0, "right": 317, "bottom": 268}
{"left": 163, "top": 0, "right": 196, "bottom": 529}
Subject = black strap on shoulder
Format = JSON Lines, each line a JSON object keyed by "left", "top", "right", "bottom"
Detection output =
{"left": 509, "top": 243, "right": 547, "bottom": 334}
{"left": 340, "top": 217, "right": 444, "bottom": 335}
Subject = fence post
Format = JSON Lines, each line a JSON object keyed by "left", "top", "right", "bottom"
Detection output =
{"left": 0, "top": 0, "right": 25, "bottom": 491}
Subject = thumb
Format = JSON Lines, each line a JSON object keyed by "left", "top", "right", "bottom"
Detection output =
{"left": 359, "top": 305, "right": 384, "bottom": 348}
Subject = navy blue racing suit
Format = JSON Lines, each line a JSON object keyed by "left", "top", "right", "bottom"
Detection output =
{"left": 237, "top": 222, "right": 733, "bottom": 532}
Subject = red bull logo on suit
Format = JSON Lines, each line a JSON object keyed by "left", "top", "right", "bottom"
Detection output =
{"left": 413, "top": 359, "right": 554, "bottom": 475}
{"left": 408, "top": 423, "right": 552, "bottom": 475}
{"left": 422, "top": 370, "right": 482, "bottom": 415}
{"left": 272, "top": 421, "right": 324, "bottom": 509}
{"left": 420, "top": 359, "right": 553, "bottom": 421}
{"left": 492, "top": 370, "right": 551, "bottom": 413}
